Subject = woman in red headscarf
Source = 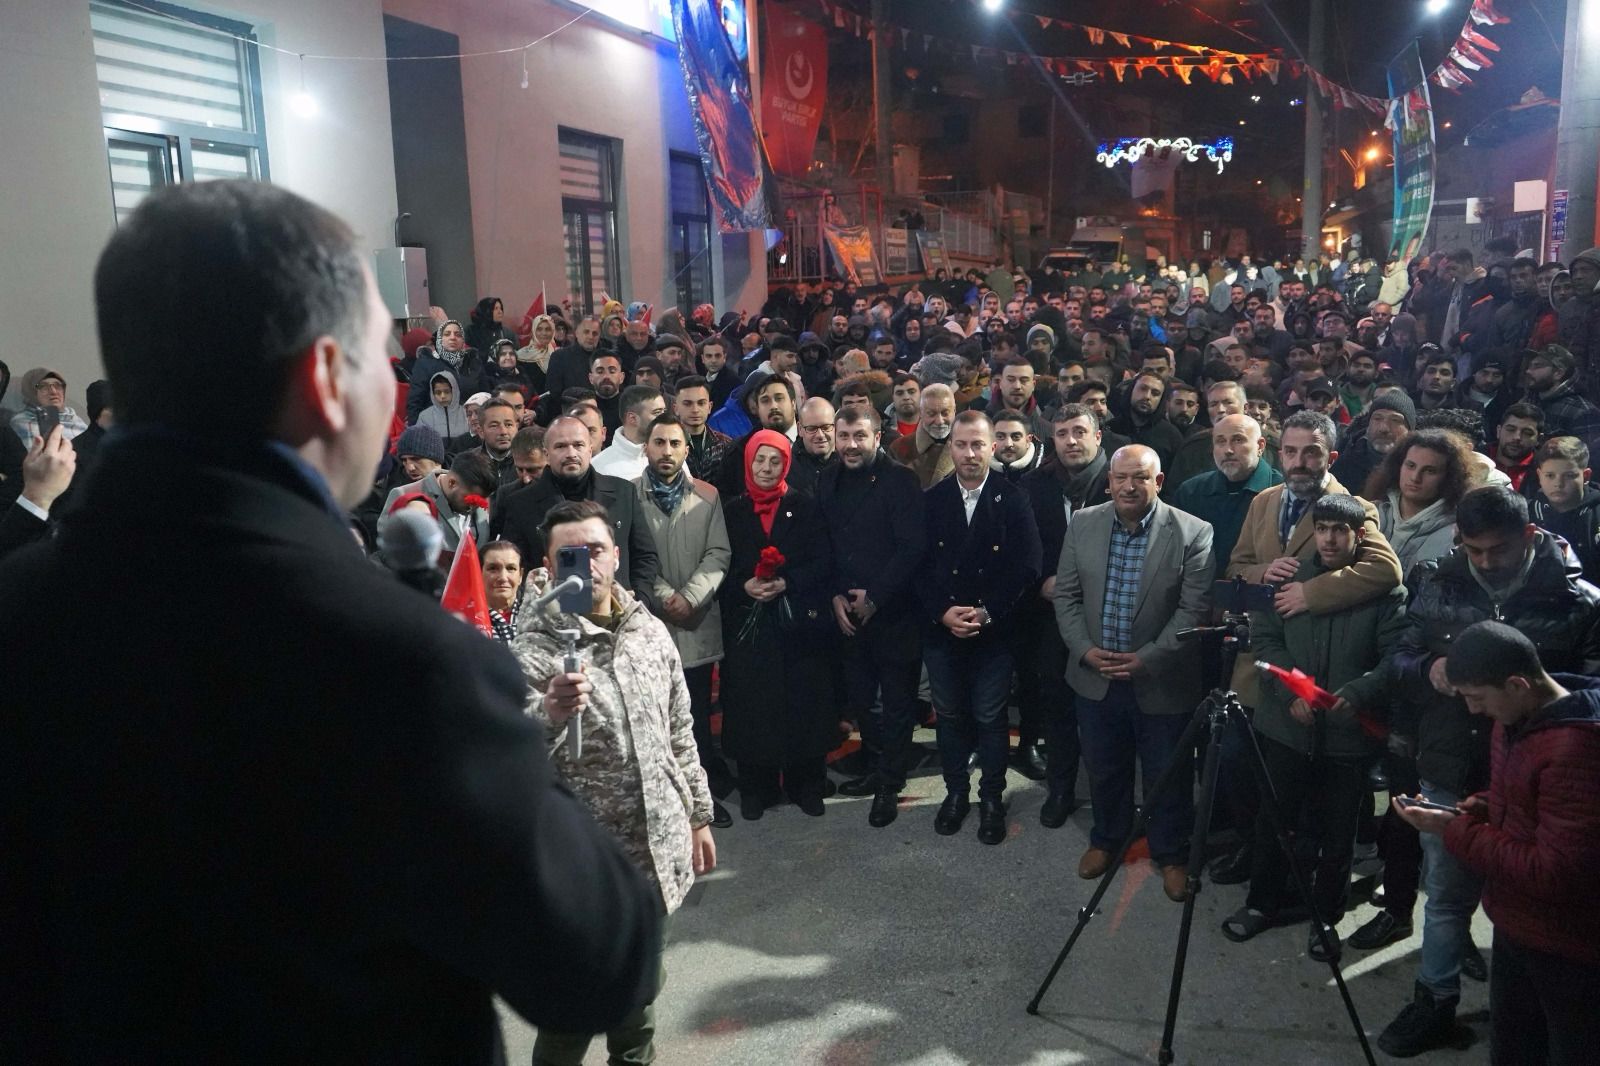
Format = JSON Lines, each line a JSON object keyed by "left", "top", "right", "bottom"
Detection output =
{"left": 718, "top": 429, "right": 838, "bottom": 821}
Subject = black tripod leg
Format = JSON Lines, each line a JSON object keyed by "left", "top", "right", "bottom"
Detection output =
{"left": 1230, "top": 706, "right": 1378, "bottom": 1066}
{"left": 1027, "top": 699, "right": 1212, "bottom": 1015}
{"left": 1155, "top": 702, "right": 1226, "bottom": 1065}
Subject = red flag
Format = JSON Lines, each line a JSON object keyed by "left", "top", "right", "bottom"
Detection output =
{"left": 515, "top": 286, "right": 547, "bottom": 347}
{"left": 441, "top": 527, "right": 492, "bottom": 635}
{"left": 1255, "top": 661, "right": 1339, "bottom": 710}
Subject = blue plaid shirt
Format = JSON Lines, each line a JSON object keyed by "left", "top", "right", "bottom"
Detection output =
{"left": 1100, "top": 506, "right": 1155, "bottom": 653}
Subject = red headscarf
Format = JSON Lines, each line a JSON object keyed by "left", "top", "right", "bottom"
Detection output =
{"left": 743, "top": 429, "right": 792, "bottom": 537}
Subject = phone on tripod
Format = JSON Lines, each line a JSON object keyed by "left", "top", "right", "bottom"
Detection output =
{"left": 1213, "top": 577, "right": 1277, "bottom": 612}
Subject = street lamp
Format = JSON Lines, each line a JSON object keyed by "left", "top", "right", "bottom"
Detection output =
{"left": 1425, "top": 0, "right": 1449, "bottom": 14}
{"left": 981, "top": 0, "right": 1004, "bottom": 12}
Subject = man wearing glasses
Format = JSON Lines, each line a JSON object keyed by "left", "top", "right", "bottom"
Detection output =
{"left": 790, "top": 396, "right": 838, "bottom": 495}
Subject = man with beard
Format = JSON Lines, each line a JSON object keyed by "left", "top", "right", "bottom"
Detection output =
{"left": 1165, "top": 380, "right": 1200, "bottom": 433}
{"left": 889, "top": 383, "right": 957, "bottom": 488}
{"left": 613, "top": 318, "right": 655, "bottom": 377}
{"left": 494, "top": 415, "right": 658, "bottom": 599}
{"left": 1226, "top": 410, "right": 1403, "bottom": 709}
{"left": 819, "top": 406, "right": 926, "bottom": 825}
{"left": 1253, "top": 304, "right": 1292, "bottom": 362}
{"left": 1171, "top": 413, "right": 1283, "bottom": 571}
{"left": 827, "top": 312, "right": 851, "bottom": 348}
{"left": 588, "top": 352, "right": 626, "bottom": 442}
{"left": 1056, "top": 445, "right": 1215, "bottom": 902}
{"left": 989, "top": 410, "right": 1043, "bottom": 483}
{"left": 1109, "top": 370, "right": 1183, "bottom": 471}
{"left": 714, "top": 374, "right": 798, "bottom": 500}
{"left": 539, "top": 315, "right": 602, "bottom": 421}
{"left": 1454, "top": 351, "right": 1516, "bottom": 431}
{"left": 673, "top": 375, "right": 734, "bottom": 482}
{"left": 920, "top": 412, "right": 1042, "bottom": 846}
{"left": 1523, "top": 344, "right": 1600, "bottom": 453}
{"left": 1165, "top": 379, "right": 1247, "bottom": 498}
{"left": 1413, "top": 352, "right": 1460, "bottom": 413}
{"left": 634, "top": 413, "right": 734, "bottom": 828}
{"left": 790, "top": 396, "right": 837, "bottom": 495}
{"left": 1340, "top": 350, "right": 1380, "bottom": 417}
{"left": 1019, "top": 404, "right": 1111, "bottom": 817}
{"left": 1488, "top": 402, "right": 1544, "bottom": 493}
{"left": 1332, "top": 391, "right": 1415, "bottom": 493}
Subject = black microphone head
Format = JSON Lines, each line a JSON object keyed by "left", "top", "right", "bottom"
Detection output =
{"left": 378, "top": 509, "right": 443, "bottom": 572}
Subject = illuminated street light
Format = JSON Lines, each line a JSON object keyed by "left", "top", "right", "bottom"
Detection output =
{"left": 981, "top": 0, "right": 1004, "bottom": 12}
{"left": 1365, "top": 147, "right": 1380, "bottom": 161}
{"left": 1426, "top": 0, "right": 1449, "bottom": 14}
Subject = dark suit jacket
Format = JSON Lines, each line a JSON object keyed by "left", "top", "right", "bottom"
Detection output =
{"left": 0, "top": 499, "right": 47, "bottom": 559}
{"left": 816, "top": 454, "right": 926, "bottom": 657}
{"left": 918, "top": 473, "right": 1042, "bottom": 639}
{"left": 0, "top": 434, "right": 659, "bottom": 1063}
{"left": 494, "top": 467, "right": 659, "bottom": 600}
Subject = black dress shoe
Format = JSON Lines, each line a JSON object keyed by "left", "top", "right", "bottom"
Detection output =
{"left": 1009, "top": 745, "right": 1046, "bottom": 781}
{"left": 795, "top": 792, "right": 825, "bottom": 817}
{"left": 740, "top": 792, "right": 766, "bottom": 821}
{"left": 837, "top": 774, "right": 878, "bottom": 797}
{"left": 977, "top": 798, "right": 1008, "bottom": 845}
{"left": 933, "top": 793, "right": 971, "bottom": 835}
{"left": 868, "top": 788, "right": 899, "bottom": 827}
{"left": 821, "top": 776, "right": 838, "bottom": 799}
{"left": 1039, "top": 791, "right": 1079, "bottom": 828}
{"left": 711, "top": 800, "right": 733, "bottom": 829}
{"left": 1209, "top": 844, "right": 1254, "bottom": 885}
{"left": 706, "top": 766, "right": 735, "bottom": 800}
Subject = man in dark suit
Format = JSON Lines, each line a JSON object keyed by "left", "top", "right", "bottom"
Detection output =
{"left": 537, "top": 315, "right": 603, "bottom": 422}
{"left": 1056, "top": 444, "right": 1215, "bottom": 903}
{"left": 493, "top": 414, "right": 659, "bottom": 602}
{"left": 0, "top": 181, "right": 661, "bottom": 1063}
{"left": 818, "top": 405, "right": 926, "bottom": 826}
{"left": 918, "top": 411, "right": 1042, "bottom": 845}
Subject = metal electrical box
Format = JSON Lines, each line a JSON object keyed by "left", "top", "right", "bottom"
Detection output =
{"left": 372, "top": 247, "right": 429, "bottom": 319}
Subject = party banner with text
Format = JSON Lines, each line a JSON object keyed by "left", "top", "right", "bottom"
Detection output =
{"left": 760, "top": 3, "right": 828, "bottom": 176}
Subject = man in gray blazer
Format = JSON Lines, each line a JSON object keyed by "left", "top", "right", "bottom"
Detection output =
{"left": 1055, "top": 444, "right": 1214, "bottom": 902}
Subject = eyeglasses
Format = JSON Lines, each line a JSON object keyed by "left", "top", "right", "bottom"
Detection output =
{"left": 801, "top": 424, "right": 835, "bottom": 435}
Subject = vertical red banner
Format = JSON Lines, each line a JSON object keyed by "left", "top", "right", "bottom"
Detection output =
{"left": 760, "top": 3, "right": 828, "bottom": 177}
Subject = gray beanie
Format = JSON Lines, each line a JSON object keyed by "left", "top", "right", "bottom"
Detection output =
{"left": 1570, "top": 247, "right": 1600, "bottom": 272}
{"left": 396, "top": 424, "right": 446, "bottom": 464}
{"left": 914, "top": 352, "right": 964, "bottom": 389}
{"left": 1368, "top": 390, "right": 1416, "bottom": 429}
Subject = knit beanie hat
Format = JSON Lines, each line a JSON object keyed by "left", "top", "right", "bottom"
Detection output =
{"left": 1570, "top": 247, "right": 1600, "bottom": 273}
{"left": 1368, "top": 390, "right": 1416, "bottom": 429}
{"left": 396, "top": 424, "right": 446, "bottom": 464}
{"left": 914, "top": 352, "right": 964, "bottom": 389}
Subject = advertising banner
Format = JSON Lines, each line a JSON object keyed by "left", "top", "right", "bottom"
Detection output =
{"left": 670, "top": 0, "right": 777, "bottom": 231}
{"left": 1384, "top": 42, "right": 1436, "bottom": 269}
{"left": 916, "top": 231, "right": 950, "bottom": 275}
{"left": 760, "top": 3, "right": 828, "bottom": 176}
{"left": 824, "top": 223, "right": 880, "bottom": 286}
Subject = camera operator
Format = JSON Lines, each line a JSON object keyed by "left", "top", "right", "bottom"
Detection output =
{"left": 510, "top": 499, "right": 717, "bottom": 1065}
{"left": 1398, "top": 621, "right": 1600, "bottom": 1066}
{"left": 1219, "top": 495, "right": 1405, "bottom": 960}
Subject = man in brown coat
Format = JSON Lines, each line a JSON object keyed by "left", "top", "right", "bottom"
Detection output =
{"left": 888, "top": 382, "right": 956, "bottom": 488}
{"left": 1226, "top": 410, "right": 1403, "bottom": 705}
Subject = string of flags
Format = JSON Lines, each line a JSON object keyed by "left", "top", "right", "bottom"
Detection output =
{"left": 809, "top": 0, "right": 1509, "bottom": 115}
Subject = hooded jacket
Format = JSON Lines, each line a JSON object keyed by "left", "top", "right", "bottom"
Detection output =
{"left": 416, "top": 370, "right": 469, "bottom": 440}
{"left": 706, "top": 376, "right": 757, "bottom": 439}
{"left": 1443, "top": 675, "right": 1600, "bottom": 965}
{"left": 1530, "top": 484, "right": 1600, "bottom": 586}
{"left": 510, "top": 577, "right": 713, "bottom": 914}
{"left": 1374, "top": 491, "right": 1458, "bottom": 578}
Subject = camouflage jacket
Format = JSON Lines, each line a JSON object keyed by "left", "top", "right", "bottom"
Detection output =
{"left": 510, "top": 574, "right": 713, "bottom": 914}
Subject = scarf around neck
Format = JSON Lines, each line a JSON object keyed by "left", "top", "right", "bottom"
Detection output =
{"left": 743, "top": 429, "right": 792, "bottom": 537}
{"left": 646, "top": 465, "right": 690, "bottom": 515}
{"left": 1051, "top": 448, "right": 1108, "bottom": 508}
{"left": 434, "top": 319, "right": 465, "bottom": 371}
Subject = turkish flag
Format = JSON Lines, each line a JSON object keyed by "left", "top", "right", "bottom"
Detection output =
{"left": 760, "top": 3, "right": 828, "bottom": 176}
{"left": 515, "top": 288, "right": 546, "bottom": 347}
{"left": 441, "top": 529, "right": 492, "bottom": 636}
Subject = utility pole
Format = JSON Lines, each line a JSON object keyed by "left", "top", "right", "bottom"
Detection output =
{"left": 1300, "top": 0, "right": 1327, "bottom": 259}
{"left": 1552, "top": 0, "right": 1600, "bottom": 257}
{"left": 871, "top": 0, "right": 893, "bottom": 196}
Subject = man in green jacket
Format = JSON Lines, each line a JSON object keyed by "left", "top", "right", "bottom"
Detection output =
{"left": 1220, "top": 493, "right": 1406, "bottom": 960}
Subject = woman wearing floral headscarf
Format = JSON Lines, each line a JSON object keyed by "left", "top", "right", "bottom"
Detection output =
{"left": 514, "top": 313, "right": 558, "bottom": 394}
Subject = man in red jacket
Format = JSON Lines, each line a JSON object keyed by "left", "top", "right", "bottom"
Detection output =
{"left": 1398, "top": 620, "right": 1600, "bottom": 1066}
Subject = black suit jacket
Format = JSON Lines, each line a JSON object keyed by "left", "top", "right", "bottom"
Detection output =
{"left": 816, "top": 454, "right": 926, "bottom": 628}
{"left": 918, "top": 473, "right": 1042, "bottom": 639}
{"left": 0, "top": 434, "right": 659, "bottom": 1063}
{"left": 494, "top": 468, "right": 659, "bottom": 600}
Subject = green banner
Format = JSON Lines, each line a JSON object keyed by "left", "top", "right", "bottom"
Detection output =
{"left": 1385, "top": 42, "right": 1436, "bottom": 269}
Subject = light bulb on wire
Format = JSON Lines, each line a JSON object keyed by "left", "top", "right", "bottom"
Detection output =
{"left": 521, "top": 50, "right": 529, "bottom": 90}
{"left": 291, "top": 54, "right": 318, "bottom": 118}
{"left": 981, "top": 0, "right": 1004, "bottom": 12}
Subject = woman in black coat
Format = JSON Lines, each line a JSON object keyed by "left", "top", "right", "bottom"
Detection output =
{"left": 719, "top": 429, "right": 838, "bottom": 819}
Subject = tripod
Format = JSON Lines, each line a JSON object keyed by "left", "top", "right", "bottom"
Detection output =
{"left": 1026, "top": 618, "right": 1377, "bottom": 1066}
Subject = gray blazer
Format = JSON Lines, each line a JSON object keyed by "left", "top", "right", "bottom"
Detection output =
{"left": 1054, "top": 498, "right": 1215, "bottom": 715}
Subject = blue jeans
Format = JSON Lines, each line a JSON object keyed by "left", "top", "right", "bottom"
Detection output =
{"left": 1076, "top": 681, "right": 1194, "bottom": 866}
{"left": 924, "top": 635, "right": 1013, "bottom": 801}
{"left": 1417, "top": 780, "right": 1484, "bottom": 999}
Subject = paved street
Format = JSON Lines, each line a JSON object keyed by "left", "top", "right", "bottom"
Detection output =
{"left": 500, "top": 732, "right": 1492, "bottom": 1065}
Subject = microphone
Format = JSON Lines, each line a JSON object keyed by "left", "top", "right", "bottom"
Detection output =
{"left": 379, "top": 509, "right": 443, "bottom": 572}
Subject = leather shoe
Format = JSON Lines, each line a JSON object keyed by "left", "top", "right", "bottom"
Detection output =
{"left": 1077, "top": 847, "right": 1113, "bottom": 879}
{"left": 933, "top": 793, "right": 972, "bottom": 835}
{"left": 711, "top": 800, "right": 732, "bottom": 829}
{"left": 1009, "top": 745, "right": 1046, "bottom": 781}
{"left": 1162, "top": 864, "right": 1191, "bottom": 902}
{"left": 739, "top": 792, "right": 767, "bottom": 821}
{"left": 837, "top": 774, "right": 878, "bottom": 798}
{"left": 1039, "top": 791, "right": 1079, "bottom": 828}
{"left": 794, "top": 792, "right": 825, "bottom": 817}
{"left": 821, "top": 776, "right": 838, "bottom": 799}
{"left": 1208, "top": 844, "right": 1254, "bottom": 885}
{"left": 976, "top": 798, "right": 1008, "bottom": 844}
{"left": 1348, "top": 910, "right": 1412, "bottom": 950}
{"left": 868, "top": 787, "right": 899, "bottom": 828}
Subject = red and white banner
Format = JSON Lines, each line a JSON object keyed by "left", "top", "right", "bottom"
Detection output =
{"left": 760, "top": 3, "right": 827, "bottom": 177}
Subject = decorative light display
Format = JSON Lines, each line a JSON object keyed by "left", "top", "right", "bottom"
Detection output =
{"left": 1095, "top": 136, "right": 1234, "bottom": 175}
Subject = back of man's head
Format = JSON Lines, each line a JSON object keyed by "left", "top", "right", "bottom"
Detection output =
{"left": 95, "top": 180, "right": 367, "bottom": 438}
{"left": 449, "top": 449, "right": 499, "bottom": 497}
{"left": 1445, "top": 620, "right": 1545, "bottom": 690}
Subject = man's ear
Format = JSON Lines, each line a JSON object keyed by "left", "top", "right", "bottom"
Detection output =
{"left": 283, "top": 336, "right": 346, "bottom": 441}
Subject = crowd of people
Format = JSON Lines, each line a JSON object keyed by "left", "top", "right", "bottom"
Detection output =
{"left": 6, "top": 183, "right": 1600, "bottom": 1064}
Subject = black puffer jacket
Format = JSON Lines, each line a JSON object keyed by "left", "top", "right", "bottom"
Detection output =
{"left": 1390, "top": 531, "right": 1600, "bottom": 793}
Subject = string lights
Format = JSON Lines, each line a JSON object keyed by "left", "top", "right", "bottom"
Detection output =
{"left": 1095, "top": 136, "right": 1235, "bottom": 175}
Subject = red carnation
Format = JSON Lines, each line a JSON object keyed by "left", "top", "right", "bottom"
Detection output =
{"left": 754, "top": 546, "right": 786, "bottom": 580}
{"left": 463, "top": 494, "right": 491, "bottom": 511}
